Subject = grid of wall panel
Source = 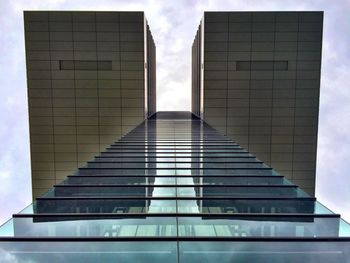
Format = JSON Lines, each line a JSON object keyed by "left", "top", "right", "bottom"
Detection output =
{"left": 1, "top": 111, "right": 350, "bottom": 262}
{"left": 198, "top": 12, "right": 322, "bottom": 195}
{"left": 25, "top": 11, "right": 155, "bottom": 199}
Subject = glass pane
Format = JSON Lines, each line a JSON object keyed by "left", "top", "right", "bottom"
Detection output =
{"left": 177, "top": 199, "right": 318, "bottom": 214}
{"left": 177, "top": 186, "right": 306, "bottom": 197}
{"left": 34, "top": 199, "right": 177, "bottom": 213}
{"left": 179, "top": 241, "right": 350, "bottom": 263}
{"left": 178, "top": 216, "right": 340, "bottom": 237}
{"left": 53, "top": 186, "right": 177, "bottom": 197}
{"left": 12, "top": 216, "right": 176, "bottom": 237}
{"left": 0, "top": 241, "right": 177, "bottom": 263}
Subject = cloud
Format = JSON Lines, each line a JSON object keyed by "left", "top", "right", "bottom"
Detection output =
{"left": 0, "top": 0, "right": 349, "bottom": 226}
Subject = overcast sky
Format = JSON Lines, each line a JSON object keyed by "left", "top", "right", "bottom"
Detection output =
{"left": 0, "top": 0, "right": 349, "bottom": 225}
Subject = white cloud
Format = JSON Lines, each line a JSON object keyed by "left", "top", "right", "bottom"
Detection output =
{"left": 0, "top": 0, "right": 349, "bottom": 226}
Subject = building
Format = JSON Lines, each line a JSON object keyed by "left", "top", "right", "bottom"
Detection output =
{"left": 0, "top": 10, "right": 349, "bottom": 263}
{"left": 24, "top": 11, "right": 156, "bottom": 198}
{"left": 192, "top": 11, "right": 322, "bottom": 195}
{"left": 0, "top": 111, "right": 350, "bottom": 261}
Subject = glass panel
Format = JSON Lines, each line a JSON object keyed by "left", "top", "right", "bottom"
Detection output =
{"left": 53, "top": 186, "right": 177, "bottom": 197}
{"left": 52, "top": 186, "right": 135, "bottom": 197}
{"left": 0, "top": 219, "right": 14, "bottom": 237}
{"left": 64, "top": 176, "right": 152, "bottom": 185}
{"left": 178, "top": 216, "right": 340, "bottom": 237}
{"left": 189, "top": 176, "right": 287, "bottom": 185}
{"left": 339, "top": 218, "right": 350, "bottom": 237}
{"left": 0, "top": 241, "right": 177, "bottom": 263}
{"left": 177, "top": 199, "right": 318, "bottom": 214}
{"left": 18, "top": 204, "right": 35, "bottom": 214}
{"left": 177, "top": 186, "right": 305, "bottom": 197}
{"left": 179, "top": 241, "right": 350, "bottom": 263}
{"left": 11, "top": 216, "right": 176, "bottom": 237}
{"left": 201, "top": 163, "right": 265, "bottom": 169}
{"left": 78, "top": 168, "right": 179, "bottom": 176}
{"left": 315, "top": 201, "right": 335, "bottom": 214}
{"left": 34, "top": 199, "right": 177, "bottom": 213}
{"left": 178, "top": 169, "right": 275, "bottom": 176}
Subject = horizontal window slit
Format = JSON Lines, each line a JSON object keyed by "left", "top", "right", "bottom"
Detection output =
{"left": 60, "top": 60, "right": 113, "bottom": 70}
{"left": 236, "top": 60, "right": 288, "bottom": 71}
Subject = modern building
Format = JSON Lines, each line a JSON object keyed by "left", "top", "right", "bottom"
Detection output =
{"left": 192, "top": 11, "right": 322, "bottom": 195}
{"left": 0, "top": 10, "right": 350, "bottom": 263}
{"left": 0, "top": 111, "right": 350, "bottom": 262}
{"left": 24, "top": 11, "right": 156, "bottom": 198}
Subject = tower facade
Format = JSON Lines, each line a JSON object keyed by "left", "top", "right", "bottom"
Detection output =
{"left": 192, "top": 11, "right": 322, "bottom": 195}
{"left": 0, "top": 10, "right": 349, "bottom": 263}
{"left": 24, "top": 11, "right": 156, "bottom": 198}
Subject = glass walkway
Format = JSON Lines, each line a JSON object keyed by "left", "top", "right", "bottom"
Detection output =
{"left": 0, "top": 111, "right": 349, "bottom": 262}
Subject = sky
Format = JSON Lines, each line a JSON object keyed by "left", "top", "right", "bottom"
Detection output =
{"left": 0, "top": 0, "right": 349, "bottom": 224}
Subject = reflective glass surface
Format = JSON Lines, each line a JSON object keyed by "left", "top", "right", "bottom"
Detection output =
{"left": 1, "top": 111, "right": 349, "bottom": 261}
{"left": 12, "top": 216, "right": 176, "bottom": 237}
{"left": 0, "top": 241, "right": 178, "bottom": 263}
{"left": 179, "top": 241, "right": 350, "bottom": 263}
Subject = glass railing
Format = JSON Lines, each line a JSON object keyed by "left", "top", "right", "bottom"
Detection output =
{"left": 49, "top": 185, "right": 305, "bottom": 198}
{"left": 178, "top": 241, "right": 350, "bottom": 263}
{"left": 62, "top": 175, "right": 287, "bottom": 185}
{"left": 77, "top": 168, "right": 276, "bottom": 176}
{"left": 0, "top": 214, "right": 345, "bottom": 238}
{"left": 12, "top": 198, "right": 336, "bottom": 215}
{"left": 0, "top": 241, "right": 178, "bottom": 263}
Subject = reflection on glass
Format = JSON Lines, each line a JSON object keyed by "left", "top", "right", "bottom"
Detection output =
{"left": 179, "top": 241, "right": 350, "bottom": 263}
{"left": 0, "top": 241, "right": 178, "bottom": 263}
{"left": 178, "top": 216, "right": 340, "bottom": 237}
{"left": 12, "top": 216, "right": 176, "bottom": 237}
{"left": 1, "top": 111, "right": 350, "bottom": 263}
